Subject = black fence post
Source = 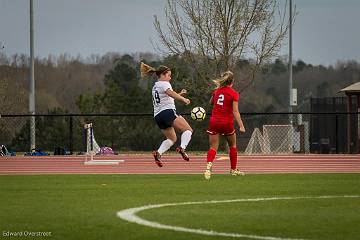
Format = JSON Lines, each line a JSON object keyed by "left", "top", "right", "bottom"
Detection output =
{"left": 69, "top": 116, "right": 73, "bottom": 155}
{"left": 335, "top": 114, "right": 338, "bottom": 154}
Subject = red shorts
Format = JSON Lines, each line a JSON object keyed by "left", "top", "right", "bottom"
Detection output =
{"left": 207, "top": 118, "right": 235, "bottom": 136}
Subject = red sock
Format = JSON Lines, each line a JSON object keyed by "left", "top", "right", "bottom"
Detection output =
{"left": 229, "top": 147, "right": 237, "bottom": 170}
{"left": 207, "top": 148, "right": 216, "bottom": 163}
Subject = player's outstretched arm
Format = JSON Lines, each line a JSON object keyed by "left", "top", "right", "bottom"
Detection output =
{"left": 166, "top": 89, "right": 190, "bottom": 105}
{"left": 233, "top": 101, "right": 245, "bottom": 133}
{"left": 178, "top": 89, "right": 187, "bottom": 96}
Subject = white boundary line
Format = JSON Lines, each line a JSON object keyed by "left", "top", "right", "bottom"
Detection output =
{"left": 83, "top": 160, "right": 124, "bottom": 165}
{"left": 116, "top": 195, "right": 360, "bottom": 240}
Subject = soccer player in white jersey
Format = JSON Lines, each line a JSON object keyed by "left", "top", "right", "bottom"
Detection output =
{"left": 141, "top": 62, "right": 193, "bottom": 167}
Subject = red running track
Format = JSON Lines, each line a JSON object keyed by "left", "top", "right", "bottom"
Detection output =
{"left": 0, "top": 154, "right": 359, "bottom": 175}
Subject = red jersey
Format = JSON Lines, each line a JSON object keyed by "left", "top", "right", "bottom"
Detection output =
{"left": 210, "top": 86, "right": 239, "bottom": 121}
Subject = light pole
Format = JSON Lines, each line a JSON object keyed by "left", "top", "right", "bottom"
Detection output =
{"left": 29, "top": 0, "right": 36, "bottom": 150}
{"left": 289, "top": 0, "right": 292, "bottom": 119}
{"left": 288, "top": 0, "right": 294, "bottom": 124}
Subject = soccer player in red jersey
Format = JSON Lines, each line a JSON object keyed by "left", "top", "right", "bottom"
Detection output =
{"left": 204, "top": 71, "right": 246, "bottom": 180}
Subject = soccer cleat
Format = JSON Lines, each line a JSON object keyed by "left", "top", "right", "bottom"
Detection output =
{"left": 204, "top": 162, "right": 213, "bottom": 180}
{"left": 152, "top": 151, "right": 163, "bottom": 167}
{"left": 230, "top": 169, "right": 245, "bottom": 176}
{"left": 176, "top": 147, "right": 189, "bottom": 161}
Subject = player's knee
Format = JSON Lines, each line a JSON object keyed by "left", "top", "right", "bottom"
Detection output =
{"left": 168, "top": 136, "right": 177, "bottom": 143}
{"left": 178, "top": 125, "right": 193, "bottom": 133}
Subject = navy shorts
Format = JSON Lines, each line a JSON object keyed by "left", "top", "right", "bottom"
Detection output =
{"left": 155, "top": 109, "right": 178, "bottom": 129}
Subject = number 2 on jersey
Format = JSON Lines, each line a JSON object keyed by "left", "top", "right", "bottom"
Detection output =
{"left": 217, "top": 94, "right": 224, "bottom": 106}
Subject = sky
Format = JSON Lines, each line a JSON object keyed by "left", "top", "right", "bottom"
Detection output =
{"left": 0, "top": 0, "right": 360, "bottom": 66}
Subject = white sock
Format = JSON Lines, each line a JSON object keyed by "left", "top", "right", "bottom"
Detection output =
{"left": 158, "top": 139, "right": 174, "bottom": 155}
{"left": 180, "top": 130, "right": 192, "bottom": 149}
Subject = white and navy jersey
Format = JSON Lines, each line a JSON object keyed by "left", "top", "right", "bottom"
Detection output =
{"left": 152, "top": 81, "right": 176, "bottom": 116}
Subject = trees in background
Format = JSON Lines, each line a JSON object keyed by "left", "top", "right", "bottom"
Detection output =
{"left": 1, "top": 52, "right": 359, "bottom": 115}
{"left": 154, "top": 0, "right": 293, "bottom": 92}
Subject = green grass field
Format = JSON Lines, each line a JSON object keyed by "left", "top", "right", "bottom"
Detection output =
{"left": 1, "top": 174, "right": 359, "bottom": 240}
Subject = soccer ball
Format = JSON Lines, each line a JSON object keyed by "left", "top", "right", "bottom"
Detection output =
{"left": 191, "top": 107, "right": 206, "bottom": 122}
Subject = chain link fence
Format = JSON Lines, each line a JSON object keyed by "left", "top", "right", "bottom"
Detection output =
{"left": 0, "top": 112, "right": 359, "bottom": 154}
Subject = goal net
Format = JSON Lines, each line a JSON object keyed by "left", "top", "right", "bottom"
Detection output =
{"left": 244, "top": 128, "right": 265, "bottom": 154}
{"left": 245, "top": 125, "right": 294, "bottom": 155}
{"left": 83, "top": 123, "right": 122, "bottom": 165}
{"left": 84, "top": 123, "right": 100, "bottom": 155}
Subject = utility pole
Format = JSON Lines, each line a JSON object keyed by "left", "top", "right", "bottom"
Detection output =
{"left": 29, "top": 0, "right": 36, "bottom": 150}
{"left": 288, "top": 0, "right": 293, "bottom": 124}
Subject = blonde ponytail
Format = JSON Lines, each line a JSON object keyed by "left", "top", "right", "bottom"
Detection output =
{"left": 140, "top": 62, "right": 156, "bottom": 78}
{"left": 140, "top": 62, "right": 171, "bottom": 78}
{"left": 212, "top": 71, "right": 234, "bottom": 89}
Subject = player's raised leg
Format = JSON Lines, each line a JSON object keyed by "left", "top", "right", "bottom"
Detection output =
{"left": 153, "top": 127, "right": 176, "bottom": 167}
{"left": 173, "top": 116, "right": 192, "bottom": 161}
